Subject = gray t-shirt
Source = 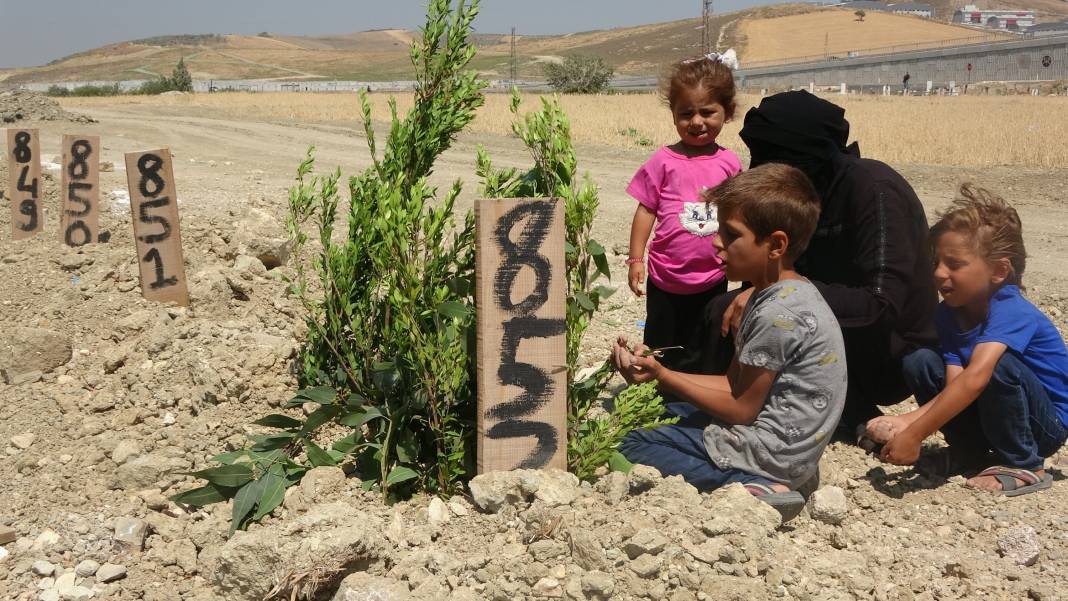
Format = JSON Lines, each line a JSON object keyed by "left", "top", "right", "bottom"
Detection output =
{"left": 702, "top": 279, "right": 847, "bottom": 488}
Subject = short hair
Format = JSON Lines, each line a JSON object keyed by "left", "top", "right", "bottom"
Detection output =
{"left": 929, "top": 184, "right": 1026, "bottom": 286}
{"left": 703, "top": 163, "right": 821, "bottom": 260}
{"left": 660, "top": 57, "right": 737, "bottom": 120}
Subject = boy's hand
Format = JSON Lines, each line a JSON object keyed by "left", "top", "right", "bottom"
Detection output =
{"left": 610, "top": 336, "right": 662, "bottom": 384}
{"left": 880, "top": 430, "right": 922, "bottom": 466}
{"left": 628, "top": 263, "right": 646, "bottom": 297}
{"left": 722, "top": 288, "right": 754, "bottom": 336}
{"left": 865, "top": 415, "right": 908, "bottom": 444}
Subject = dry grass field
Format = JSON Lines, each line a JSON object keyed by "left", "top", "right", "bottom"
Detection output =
{"left": 62, "top": 92, "right": 1068, "bottom": 169}
{"left": 737, "top": 10, "right": 1009, "bottom": 64}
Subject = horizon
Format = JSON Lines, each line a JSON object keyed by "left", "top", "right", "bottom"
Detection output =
{"left": 0, "top": 0, "right": 810, "bottom": 69}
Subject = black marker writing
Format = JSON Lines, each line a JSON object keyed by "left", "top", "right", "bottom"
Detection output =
{"left": 135, "top": 153, "right": 176, "bottom": 288}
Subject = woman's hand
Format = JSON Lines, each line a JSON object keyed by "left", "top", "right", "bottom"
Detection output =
{"left": 721, "top": 288, "right": 754, "bottom": 336}
{"left": 628, "top": 262, "right": 646, "bottom": 297}
{"left": 865, "top": 415, "right": 910, "bottom": 445}
{"left": 610, "top": 336, "right": 663, "bottom": 384}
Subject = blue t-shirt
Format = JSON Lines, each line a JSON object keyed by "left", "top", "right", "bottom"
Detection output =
{"left": 936, "top": 285, "right": 1068, "bottom": 427}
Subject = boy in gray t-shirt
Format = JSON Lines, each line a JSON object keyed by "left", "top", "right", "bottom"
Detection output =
{"left": 612, "top": 163, "right": 847, "bottom": 522}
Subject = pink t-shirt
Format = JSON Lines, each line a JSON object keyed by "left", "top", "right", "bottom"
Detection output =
{"left": 626, "top": 145, "right": 742, "bottom": 294}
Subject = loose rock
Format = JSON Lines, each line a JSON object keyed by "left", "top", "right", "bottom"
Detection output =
{"left": 809, "top": 486, "right": 850, "bottom": 525}
{"left": 998, "top": 526, "right": 1041, "bottom": 566}
{"left": 96, "top": 563, "right": 127, "bottom": 583}
{"left": 114, "top": 517, "right": 149, "bottom": 550}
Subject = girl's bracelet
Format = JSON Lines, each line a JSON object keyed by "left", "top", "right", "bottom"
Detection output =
{"left": 625, "top": 257, "right": 643, "bottom": 265}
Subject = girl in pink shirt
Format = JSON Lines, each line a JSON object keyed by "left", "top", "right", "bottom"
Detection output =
{"left": 627, "top": 53, "right": 742, "bottom": 372}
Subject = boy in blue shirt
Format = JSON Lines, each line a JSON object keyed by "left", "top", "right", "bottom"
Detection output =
{"left": 866, "top": 185, "right": 1068, "bottom": 495}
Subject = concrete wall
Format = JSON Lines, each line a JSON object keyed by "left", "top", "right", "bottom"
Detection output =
{"left": 737, "top": 34, "right": 1068, "bottom": 89}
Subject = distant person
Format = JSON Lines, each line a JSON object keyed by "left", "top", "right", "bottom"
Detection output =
{"left": 698, "top": 90, "right": 938, "bottom": 434}
{"left": 866, "top": 186, "right": 1068, "bottom": 495}
{"left": 624, "top": 50, "right": 743, "bottom": 372}
{"left": 612, "top": 164, "right": 847, "bottom": 522}
{"left": 903, "top": 71, "right": 911, "bottom": 94}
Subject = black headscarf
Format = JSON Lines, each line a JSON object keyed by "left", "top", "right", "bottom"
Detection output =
{"left": 739, "top": 91, "right": 860, "bottom": 196}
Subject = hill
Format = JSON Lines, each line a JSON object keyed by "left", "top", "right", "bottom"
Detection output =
{"left": 3, "top": 3, "right": 1052, "bottom": 84}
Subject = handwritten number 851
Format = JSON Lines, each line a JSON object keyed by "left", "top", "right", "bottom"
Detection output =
{"left": 136, "top": 153, "right": 176, "bottom": 289}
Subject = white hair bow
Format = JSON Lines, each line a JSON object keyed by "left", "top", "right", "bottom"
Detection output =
{"left": 684, "top": 48, "right": 740, "bottom": 70}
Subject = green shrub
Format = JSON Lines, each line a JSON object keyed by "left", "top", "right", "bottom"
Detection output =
{"left": 45, "top": 85, "right": 70, "bottom": 97}
{"left": 172, "top": 58, "right": 193, "bottom": 92}
{"left": 544, "top": 55, "right": 615, "bottom": 94}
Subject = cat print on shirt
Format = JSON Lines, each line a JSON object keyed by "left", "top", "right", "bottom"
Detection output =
{"left": 679, "top": 201, "right": 717, "bottom": 237}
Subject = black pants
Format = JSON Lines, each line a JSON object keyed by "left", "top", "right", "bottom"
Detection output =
{"left": 697, "top": 287, "right": 915, "bottom": 430}
{"left": 644, "top": 278, "right": 728, "bottom": 373}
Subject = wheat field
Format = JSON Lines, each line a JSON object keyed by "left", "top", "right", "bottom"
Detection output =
{"left": 63, "top": 92, "right": 1068, "bottom": 168}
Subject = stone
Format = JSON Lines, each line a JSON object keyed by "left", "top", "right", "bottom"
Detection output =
{"left": 32, "top": 528, "right": 61, "bottom": 550}
{"left": 32, "top": 560, "right": 56, "bottom": 576}
{"left": 528, "top": 539, "right": 569, "bottom": 562}
{"left": 111, "top": 441, "right": 142, "bottom": 465}
{"left": 702, "top": 483, "right": 782, "bottom": 537}
{"left": 74, "top": 559, "right": 99, "bottom": 577}
{"left": 428, "top": 497, "right": 450, "bottom": 528}
{"left": 602, "top": 471, "right": 629, "bottom": 505}
{"left": 533, "top": 577, "right": 563, "bottom": 597}
{"left": 114, "top": 517, "right": 149, "bottom": 550}
{"left": 809, "top": 486, "right": 850, "bottom": 525}
{"left": 998, "top": 526, "right": 1041, "bottom": 566}
{"left": 447, "top": 499, "right": 470, "bottom": 517}
{"left": 64, "top": 586, "right": 95, "bottom": 601}
{"left": 40, "top": 591, "right": 60, "bottom": 601}
{"left": 569, "top": 530, "right": 607, "bottom": 571}
{"left": 54, "top": 572, "right": 77, "bottom": 595}
{"left": 202, "top": 502, "right": 386, "bottom": 601}
{"left": 630, "top": 554, "right": 661, "bottom": 579}
{"left": 113, "top": 453, "right": 186, "bottom": 490}
{"left": 581, "top": 571, "right": 615, "bottom": 599}
{"left": 96, "top": 563, "right": 127, "bottom": 583}
{"left": 469, "top": 469, "right": 579, "bottom": 513}
{"left": 331, "top": 572, "right": 410, "bottom": 601}
{"left": 628, "top": 464, "right": 662, "bottom": 494}
{"left": 0, "top": 327, "right": 72, "bottom": 383}
{"left": 623, "top": 529, "right": 669, "bottom": 560}
{"left": 11, "top": 433, "right": 35, "bottom": 449}
{"left": 0, "top": 525, "right": 15, "bottom": 545}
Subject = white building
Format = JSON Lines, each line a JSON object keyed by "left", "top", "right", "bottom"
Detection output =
{"left": 889, "top": 2, "right": 934, "bottom": 18}
{"left": 953, "top": 5, "right": 1036, "bottom": 31}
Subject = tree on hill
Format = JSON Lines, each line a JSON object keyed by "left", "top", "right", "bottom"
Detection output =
{"left": 545, "top": 55, "right": 615, "bottom": 94}
{"left": 855, "top": 9, "right": 866, "bottom": 21}
{"left": 171, "top": 58, "right": 193, "bottom": 92}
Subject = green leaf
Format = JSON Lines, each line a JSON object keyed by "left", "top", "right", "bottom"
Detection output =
{"left": 229, "top": 479, "right": 262, "bottom": 536}
{"left": 252, "top": 466, "right": 287, "bottom": 521}
{"left": 344, "top": 392, "right": 368, "bottom": 408}
{"left": 593, "top": 284, "right": 617, "bottom": 300}
{"left": 190, "top": 464, "right": 254, "bottom": 488}
{"left": 372, "top": 362, "right": 401, "bottom": 396}
{"left": 436, "top": 301, "right": 470, "bottom": 319}
{"left": 574, "top": 292, "right": 595, "bottom": 311}
{"left": 249, "top": 432, "right": 297, "bottom": 451}
{"left": 332, "top": 432, "right": 360, "bottom": 454}
{"left": 171, "top": 484, "right": 232, "bottom": 507}
{"left": 564, "top": 240, "right": 577, "bottom": 256}
{"left": 253, "top": 414, "right": 303, "bottom": 429}
{"left": 306, "top": 439, "right": 338, "bottom": 467}
{"left": 295, "top": 386, "right": 336, "bottom": 405}
{"left": 339, "top": 406, "right": 385, "bottom": 428}
{"left": 210, "top": 450, "right": 249, "bottom": 465}
{"left": 302, "top": 404, "right": 341, "bottom": 433}
{"left": 385, "top": 465, "right": 419, "bottom": 487}
{"left": 608, "top": 451, "right": 634, "bottom": 474}
{"left": 592, "top": 254, "right": 611, "bottom": 280}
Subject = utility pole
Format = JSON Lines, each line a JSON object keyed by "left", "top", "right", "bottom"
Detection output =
{"left": 702, "top": 0, "right": 714, "bottom": 54}
{"left": 510, "top": 27, "right": 518, "bottom": 85}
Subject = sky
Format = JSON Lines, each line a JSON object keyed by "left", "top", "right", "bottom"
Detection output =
{"left": 0, "top": 0, "right": 800, "bottom": 68}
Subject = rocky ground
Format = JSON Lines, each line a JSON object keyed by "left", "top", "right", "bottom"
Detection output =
{"left": 2, "top": 93, "right": 1068, "bottom": 600}
{"left": 0, "top": 90, "right": 95, "bottom": 124}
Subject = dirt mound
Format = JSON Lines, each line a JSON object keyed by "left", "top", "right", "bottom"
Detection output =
{"left": 0, "top": 90, "right": 95, "bottom": 124}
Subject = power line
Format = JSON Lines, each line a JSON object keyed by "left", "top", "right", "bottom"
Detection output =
{"left": 702, "top": 0, "right": 714, "bottom": 54}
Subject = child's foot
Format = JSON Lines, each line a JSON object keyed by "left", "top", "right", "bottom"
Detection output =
{"left": 745, "top": 482, "right": 805, "bottom": 522}
{"left": 965, "top": 466, "right": 1053, "bottom": 496}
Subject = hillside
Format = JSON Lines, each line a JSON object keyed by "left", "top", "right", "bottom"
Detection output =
{"left": 4, "top": 2, "right": 1058, "bottom": 84}
{"left": 738, "top": 8, "right": 1011, "bottom": 66}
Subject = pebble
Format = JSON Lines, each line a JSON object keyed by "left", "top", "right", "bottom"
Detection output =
{"left": 32, "top": 529, "right": 61, "bottom": 550}
{"left": 113, "top": 518, "right": 148, "bottom": 550}
{"left": 75, "top": 559, "right": 99, "bottom": 577}
{"left": 11, "top": 433, "right": 35, "bottom": 449}
{"left": 39, "top": 590, "right": 60, "bottom": 601}
{"left": 32, "top": 560, "right": 55, "bottom": 576}
{"left": 96, "top": 563, "right": 127, "bottom": 583}
{"left": 999, "top": 526, "right": 1041, "bottom": 566}
{"left": 809, "top": 486, "right": 850, "bottom": 525}
{"left": 0, "top": 525, "right": 15, "bottom": 545}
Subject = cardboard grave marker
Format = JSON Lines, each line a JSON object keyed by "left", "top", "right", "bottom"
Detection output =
{"left": 475, "top": 198, "right": 567, "bottom": 473}
{"left": 60, "top": 134, "right": 100, "bottom": 246}
{"left": 124, "top": 149, "right": 190, "bottom": 306}
{"left": 6, "top": 128, "right": 43, "bottom": 239}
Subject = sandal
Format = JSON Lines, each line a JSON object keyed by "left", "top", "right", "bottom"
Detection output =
{"left": 745, "top": 483, "right": 805, "bottom": 522}
{"left": 970, "top": 466, "right": 1053, "bottom": 497}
